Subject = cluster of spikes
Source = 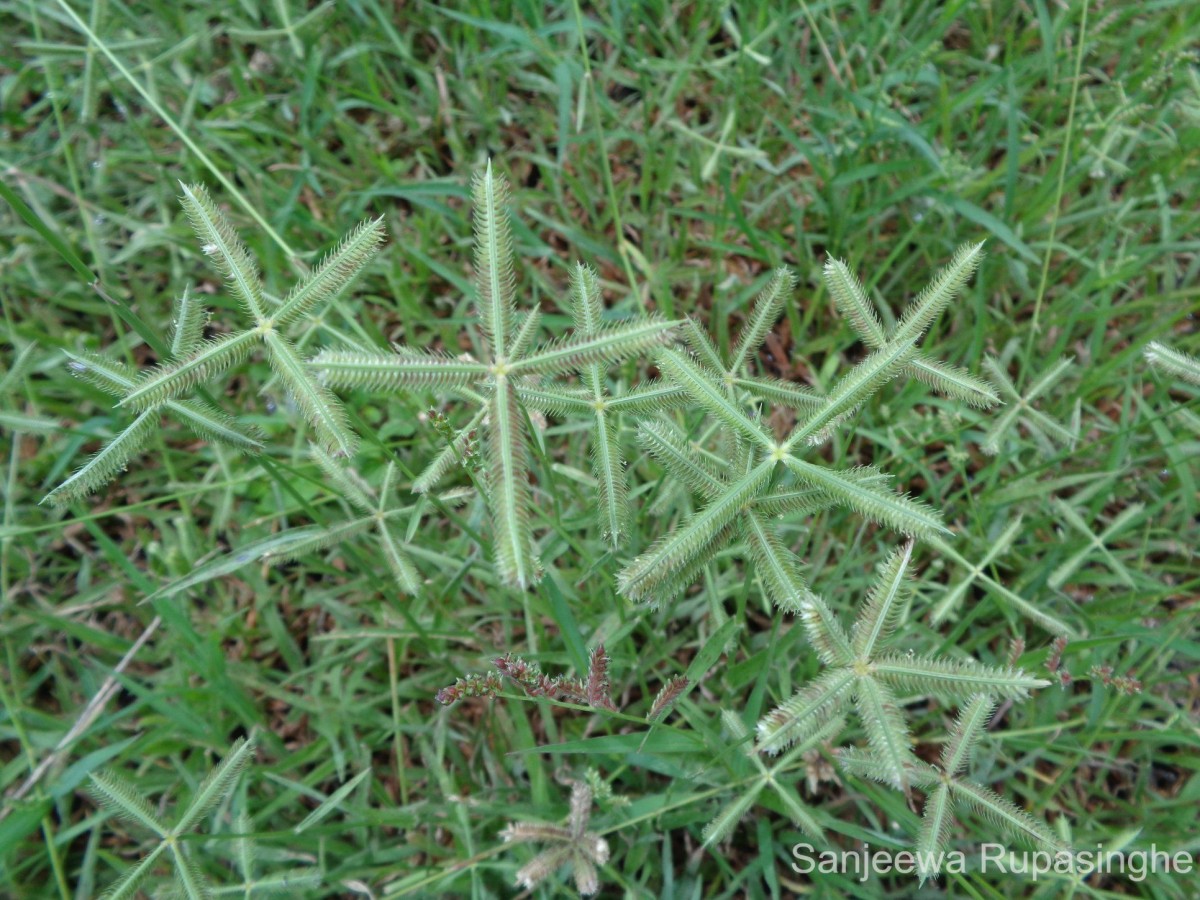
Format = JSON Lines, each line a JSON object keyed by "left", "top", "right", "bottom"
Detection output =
{"left": 49, "top": 164, "right": 999, "bottom": 599}
{"left": 616, "top": 241, "right": 996, "bottom": 608}
{"left": 54, "top": 164, "right": 1070, "bottom": 886}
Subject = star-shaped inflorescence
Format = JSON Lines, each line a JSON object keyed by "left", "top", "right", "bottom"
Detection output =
{"left": 112, "top": 184, "right": 385, "bottom": 459}
{"left": 261, "top": 447, "right": 425, "bottom": 595}
{"left": 701, "top": 713, "right": 840, "bottom": 849}
{"left": 756, "top": 543, "right": 1048, "bottom": 794}
{"left": 87, "top": 737, "right": 256, "bottom": 899}
{"left": 312, "top": 163, "right": 677, "bottom": 587}
{"left": 618, "top": 244, "right": 993, "bottom": 607}
{"left": 499, "top": 780, "right": 611, "bottom": 896}
{"left": 1048, "top": 497, "right": 1146, "bottom": 591}
{"left": 44, "top": 286, "right": 264, "bottom": 506}
{"left": 926, "top": 517, "right": 1077, "bottom": 637}
{"left": 980, "top": 353, "right": 1077, "bottom": 457}
{"left": 825, "top": 247, "right": 1000, "bottom": 409}
{"left": 838, "top": 695, "right": 1066, "bottom": 883}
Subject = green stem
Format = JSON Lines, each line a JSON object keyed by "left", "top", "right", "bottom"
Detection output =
{"left": 1027, "top": 0, "right": 1089, "bottom": 348}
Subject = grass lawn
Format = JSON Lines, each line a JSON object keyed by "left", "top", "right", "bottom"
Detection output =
{"left": 1, "top": 1, "right": 1198, "bottom": 897}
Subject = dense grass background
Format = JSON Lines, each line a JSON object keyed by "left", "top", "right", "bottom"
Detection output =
{"left": 2, "top": 1, "right": 1198, "bottom": 897}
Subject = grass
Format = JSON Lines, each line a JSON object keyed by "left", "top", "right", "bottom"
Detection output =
{"left": 2, "top": 0, "right": 1199, "bottom": 897}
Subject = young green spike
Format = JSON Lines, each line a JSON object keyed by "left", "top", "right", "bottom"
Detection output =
{"left": 473, "top": 160, "right": 517, "bottom": 357}
{"left": 1145, "top": 340, "right": 1200, "bottom": 386}
{"left": 44, "top": 344, "right": 263, "bottom": 507}
{"left": 177, "top": 181, "right": 265, "bottom": 321}
{"left": 275, "top": 215, "right": 386, "bottom": 326}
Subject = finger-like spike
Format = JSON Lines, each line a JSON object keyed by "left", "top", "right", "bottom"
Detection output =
{"left": 178, "top": 182, "right": 265, "bottom": 321}
{"left": 485, "top": 378, "right": 540, "bottom": 587}
{"left": 731, "top": 267, "right": 795, "bottom": 372}
{"left": 472, "top": 162, "right": 517, "bottom": 356}
{"left": 893, "top": 241, "right": 985, "bottom": 345}
{"left": 276, "top": 216, "right": 386, "bottom": 326}
{"left": 824, "top": 257, "right": 886, "bottom": 347}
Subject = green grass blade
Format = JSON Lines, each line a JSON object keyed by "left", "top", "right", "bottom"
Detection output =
{"left": 265, "top": 518, "right": 376, "bottom": 563}
{"left": 292, "top": 768, "right": 371, "bottom": 834}
{"left": 0, "top": 174, "right": 96, "bottom": 283}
